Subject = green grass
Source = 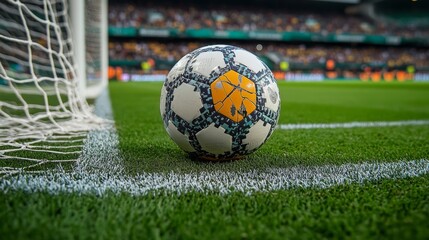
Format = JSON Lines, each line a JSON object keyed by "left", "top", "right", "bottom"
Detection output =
{"left": 2, "top": 81, "right": 429, "bottom": 239}
{"left": 1, "top": 174, "right": 429, "bottom": 239}
{"left": 281, "top": 82, "right": 429, "bottom": 123}
{"left": 109, "top": 81, "right": 429, "bottom": 174}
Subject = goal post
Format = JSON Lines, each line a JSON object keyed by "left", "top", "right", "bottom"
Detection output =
{"left": 0, "top": 0, "right": 108, "bottom": 176}
{"left": 70, "top": 0, "right": 108, "bottom": 99}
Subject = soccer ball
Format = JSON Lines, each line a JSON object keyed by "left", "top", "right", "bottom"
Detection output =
{"left": 160, "top": 45, "right": 280, "bottom": 160}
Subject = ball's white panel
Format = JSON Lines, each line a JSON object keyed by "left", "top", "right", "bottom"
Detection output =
{"left": 191, "top": 51, "right": 226, "bottom": 78}
{"left": 166, "top": 121, "right": 195, "bottom": 152}
{"left": 196, "top": 123, "right": 232, "bottom": 155}
{"left": 243, "top": 120, "right": 271, "bottom": 151}
{"left": 262, "top": 82, "right": 280, "bottom": 112}
{"left": 160, "top": 84, "right": 167, "bottom": 117}
{"left": 171, "top": 83, "right": 203, "bottom": 123}
{"left": 167, "top": 54, "right": 190, "bottom": 83}
{"left": 198, "top": 45, "right": 229, "bottom": 51}
{"left": 233, "top": 49, "right": 266, "bottom": 73}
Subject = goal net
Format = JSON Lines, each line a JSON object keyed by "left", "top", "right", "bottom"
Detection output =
{"left": 0, "top": 0, "right": 108, "bottom": 177}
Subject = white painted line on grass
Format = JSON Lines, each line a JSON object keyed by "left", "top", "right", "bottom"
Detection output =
{"left": 278, "top": 120, "right": 429, "bottom": 130}
{"left": 74, "top": 89, "right": 124, "bottom": 175}
{"left": 1, "top": 159, "right": 428, "bottom": 196}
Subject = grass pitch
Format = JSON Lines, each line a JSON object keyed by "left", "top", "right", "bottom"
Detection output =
{"left": 109, "top": 81, "right": 429, "bottom": 174}
{"left": 2, "top": 175, "right": 429, "bottom": 239}
{"left": 1, "top": 81, "right": 429, "bottom": 239}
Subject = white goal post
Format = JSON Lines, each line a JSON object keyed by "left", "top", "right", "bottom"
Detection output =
{"left": 0, "top": 0, "right": 108, "bottom": 176}
{"left": 70, "top": 0, "right": 108, "bottom": 99}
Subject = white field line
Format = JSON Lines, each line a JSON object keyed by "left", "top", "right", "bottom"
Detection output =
{"left": 1, "top": 159, "right": 428, "bottom": 196}
{"left": 1, "top": 90, "right": 429, "bottom": 196}
{"left": 74, "top": 89, "right": 124, "bottom": 175}
{"left": 278, "top": 120, "right": 429, "bottom": 130}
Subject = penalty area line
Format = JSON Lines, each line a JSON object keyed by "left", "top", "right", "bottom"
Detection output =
{"left": 278, "top": 120, "right": 429, "bottom": 130}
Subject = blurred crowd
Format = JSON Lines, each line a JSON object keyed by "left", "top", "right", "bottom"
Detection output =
{"left": 109, "top": 4, "right": 429, "bottom": 38}
{"left": 109, "top": 41, "right": 197, "bottom": 63}
{"left": 272, "top": 44, "right": 429, "bottom": 68}
{"left": 109, "top": 41, "right": 429, "bottom": 70}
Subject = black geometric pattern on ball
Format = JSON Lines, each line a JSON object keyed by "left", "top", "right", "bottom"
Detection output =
{"left": 161, "top": 45, "right": 280, "bottom": 160}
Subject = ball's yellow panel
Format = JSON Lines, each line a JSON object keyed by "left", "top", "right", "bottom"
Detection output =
{"left": 211, "top": 70, "right": 256, "bottom": 122}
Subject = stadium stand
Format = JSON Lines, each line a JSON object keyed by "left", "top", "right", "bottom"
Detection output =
{"left": 108, "top": 3, "right": 429, "bottom": 38}
{"left": 107, "top": 0, "right": 429, "bottom": 82}
{"left": 109, "top": 41, "right": 429, "bottom": 69}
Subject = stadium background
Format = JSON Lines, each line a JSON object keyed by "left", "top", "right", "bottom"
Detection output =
{"left": 107, "top": 0, "right": 429, "bottom": 83}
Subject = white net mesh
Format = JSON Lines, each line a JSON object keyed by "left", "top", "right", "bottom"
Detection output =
{"left": 0, "top": 0, "right": 105, "bottom": 177}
